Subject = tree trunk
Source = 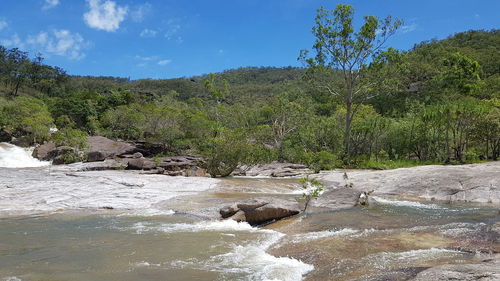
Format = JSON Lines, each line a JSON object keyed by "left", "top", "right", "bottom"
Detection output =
{"left": 344, "top": 101, "right": 352, "bottom": 164}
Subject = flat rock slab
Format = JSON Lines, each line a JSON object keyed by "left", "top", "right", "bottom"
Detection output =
{"left": 410, "top": 259, "right": 500, "bottom": 281}
{"left": 316, "top": 162, "right": 500, "bottom": 204}
{"left": 240, "top": 162, "right": 314, "bottom": 177}
{"left": 308, "top": 188, "right": 362, "bottom": 211}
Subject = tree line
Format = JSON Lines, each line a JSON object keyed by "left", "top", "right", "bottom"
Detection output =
{"left": 0, "top": 4, "right": 498, "bottom": 175}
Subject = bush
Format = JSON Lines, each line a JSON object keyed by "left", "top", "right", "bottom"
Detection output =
{"left": 51, "top": 128, "right": 89, "bottom": 150}
{"left": 203, "top": 130, "right": 248, "bottom": 177}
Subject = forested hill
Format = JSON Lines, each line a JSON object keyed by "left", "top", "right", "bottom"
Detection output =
{"left": 68, "top": 66, "right": 306, "bottom": 103}
{"left": 0, "top": 29, "right": 499, "bottom": 172}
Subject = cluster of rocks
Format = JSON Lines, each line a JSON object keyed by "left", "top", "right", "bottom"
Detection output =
{"left": 32, "top": 136, "right": 208, "bottom": 176}
{"left": 219, "top": 197, "right": 302, "bottom": 226}
{"left": 217, "top": 189, "right": 370, "bottom": 225}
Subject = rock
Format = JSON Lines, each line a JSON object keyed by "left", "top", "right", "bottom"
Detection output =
{"left": 87, "top": 151, "right": 106, "bottom": 162}
{"left": 244, "top": 198, "right": 301, "bottom": 225}
{"left": 228, "top": 210, "right": 246, "bottom": 222}
{"left": 158, "top": 156, "right": 204, "bottom": 171}
{"left": 241, "top": 162, "right": 314, "bottom": 177}
{"left": 220, "top": 197, "right": 301, "bottom": 226}
{"left": 0, "top": 130, "right": 12, "bottom": 142}
{"left": 316, "top": 162, "right": 500, "bottom": 204}
{"left": 73, "top": 159, "right": 128, "bottom": 171}
{"left": 237, "top": 200, "right": 268, "bottom": 211}
{"left": 358, "top": 191, "right": 369, "bottom": 206}
{"left": 142, "top": 159, "right": 156, "bottom": 170}
{"left": 410, "top": 260, "right": 500, "bottom": 281}
{"left": 50, "top": 146, "right": 80, "bottom": 165}
{"left": 133, "top": 152, "right": 143, "bottom": 158}
{"left": 86, "top": 136, "right": 137, "bottom": 159}
{"left": 220, "top": 204, "right": 239, "bottom": 218}
{"left": 185, "top": 166, "right": 207, "bottom": 177}
{"left": 309, "top": 188, "right": 362, "bottom": 211}
{"left": 134, "top": 141, "right": 168, "bottom": 157}
{"left": 10, "top": 136, "right": 32, "bottom": 147}
{"left": 127, "top": 158, "right": 145, "bottom": 170}
{"left": 32, "top": 142, "right": 56, "bottom": 160}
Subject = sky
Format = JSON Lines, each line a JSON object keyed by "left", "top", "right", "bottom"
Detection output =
{"left": 0, "top": 0, "right": 498, "bottom": 80}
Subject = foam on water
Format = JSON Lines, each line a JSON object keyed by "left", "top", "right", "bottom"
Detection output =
{"left": 372, "top": 196, "right": 443, "bottom": 209}
{"left": 176, "top": 231, "right": 313, "bottom": 281}
{"left": 3, "top": 277, "right": 22, "bottom": 281}
{"left": 288, "top": 228, "right": 358, "bottom": 243}
{"left": 118, "top": 209, "right": 175, "bottom": 217}
{"left": 130, "top": 220, "right": 314, "bottom": 281}
{"left": 131, "top": 220, "right": 262, "bottom": 234}
{"left": 0, "top": 143, "right": 50, "bottom": 168}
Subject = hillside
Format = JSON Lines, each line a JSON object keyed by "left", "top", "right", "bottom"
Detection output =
{"left": 0, "top": 29, "right": 498, "bottom": 173}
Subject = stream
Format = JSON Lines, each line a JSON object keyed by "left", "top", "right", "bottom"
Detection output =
{"left": 0, "top": 143, "right": 498, "bottom": 280}
{"left": 1, "top": 189, "right": 498, "bottom": 281}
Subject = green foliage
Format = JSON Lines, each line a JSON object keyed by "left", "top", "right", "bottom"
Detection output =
{"left": 0, "top": 96, "right": 53, "bottom": 142}
{"left": 0, "top": 27, "right": 497, "bottom": 169}
{"left": 299, "top": 3, "right": 402, "bottom": 162}
{"left": 51, "top": 128, "right": 89, "bottom": 150}
{"left": 300, "top": 175, "right": 324, "bottom": 211}
{"left": 203, "top": 129, "right": 249, "bottom": 177}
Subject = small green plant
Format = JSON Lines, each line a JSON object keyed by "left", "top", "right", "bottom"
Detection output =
{"left": 300, "top": 175, "right": 324, "bottom": 212}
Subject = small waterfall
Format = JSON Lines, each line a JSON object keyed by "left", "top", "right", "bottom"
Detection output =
{"left": 0, "top": 142, "right": 50, "bottom": 168}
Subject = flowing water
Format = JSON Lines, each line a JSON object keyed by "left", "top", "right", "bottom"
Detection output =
{"left": 0, "top": 145, "right": 498, "bottom": 280}
{"left": 1, "top": 195, "right": 498, "bottom": 281}
{"left": 0, "top": 143, "right": 49, "bottom": 168}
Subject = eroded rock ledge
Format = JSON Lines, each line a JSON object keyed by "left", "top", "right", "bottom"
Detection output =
{"left": 315, "top": 162, "right": 500, "bottom": 205}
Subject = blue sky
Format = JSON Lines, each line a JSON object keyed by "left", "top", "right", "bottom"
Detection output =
{"left": 0, "top": 0, "right": 498, "bottom": 79}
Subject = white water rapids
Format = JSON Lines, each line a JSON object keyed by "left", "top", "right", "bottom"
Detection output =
{"left": 0, "top": 142, "right": 50, "bottom": 168}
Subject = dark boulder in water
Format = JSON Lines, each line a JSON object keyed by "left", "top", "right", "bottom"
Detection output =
{"left": 0, "top": 130, "right": 12, "bottom": 142}
{"left": 221, "top": 197, "right": 301, "bottom": 226}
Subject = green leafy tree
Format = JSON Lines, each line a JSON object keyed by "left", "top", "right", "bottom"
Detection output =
{"left": 299, "top": 4, "right": 402, "bottom": 163}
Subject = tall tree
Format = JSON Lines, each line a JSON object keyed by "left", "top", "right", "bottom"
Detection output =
{"left": 299, "top": 4, "right": 402, "bottom": 163}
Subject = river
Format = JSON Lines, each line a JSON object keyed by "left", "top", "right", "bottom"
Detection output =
{"left": 0, "top": 143, "right": 498, "bottom": 280}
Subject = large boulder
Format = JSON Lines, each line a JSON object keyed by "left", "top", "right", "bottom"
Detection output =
{"left": 32, "top": 142, "right": 56, "bottom": 160}
{"left": 87, "top": 151, "right": 106, "bottom": 162}
{"left": 220, "top": 197, "right": 301, "bottom": 226}
{"left": 85, "top": 136, "right": 138, "bottom": 161}
{"left": 244, "top": 199, "right": 301, "bottom": 225}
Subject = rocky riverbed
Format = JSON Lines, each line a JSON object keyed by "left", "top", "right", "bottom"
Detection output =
{"left": 0, "top": 145, "right": 499, "bottom": 280}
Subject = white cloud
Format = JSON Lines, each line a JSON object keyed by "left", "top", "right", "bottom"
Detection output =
{"left": 131, "top": 3, "right": 152, "bottom": 22}
{"left": 1, "top": 34, "right": 25, "bottom": 49}
{"left": 157, "top": 59, "right": 171, "bottom": 66}
{"left": 42, "top": 0, "right": 60, "bottom": 10}
{"left": 27, "top": 29, "right": 87, "bottom": 60}
{"left": 140, "top": 28, "right": 157, "bottom": 38}
{"left": 135, "top": 55, "right": 171, "bottom": 67}
{"left": 400, "top": 23, "right": 417, "bottom": 34}
{"left": 0, "top": 20, "right": 8, "bottom": 31}
{"left": 84, "top": 0, "right": 128, "bottom": 32}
